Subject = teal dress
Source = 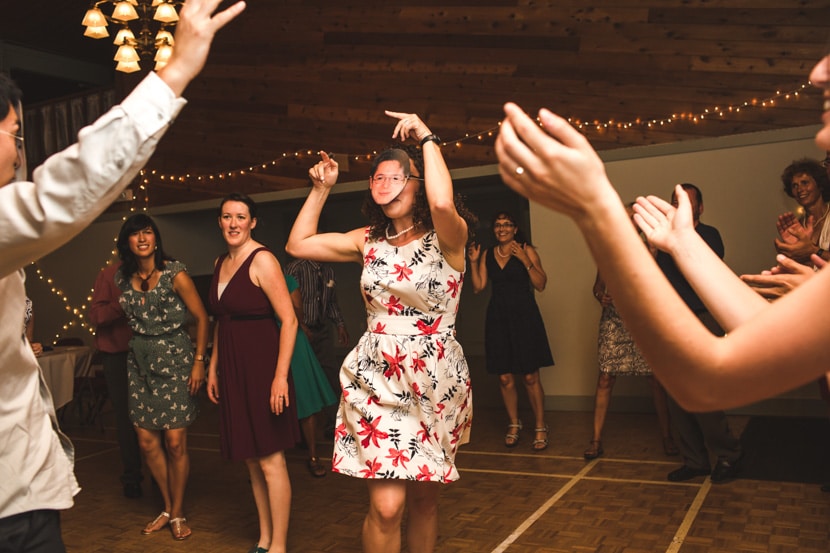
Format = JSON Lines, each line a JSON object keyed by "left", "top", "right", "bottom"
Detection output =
{"left": 118, "top": 260, "right": 199, "bottom": 430}
{"left": 284, "top": 275, "right": 338, "bottom": 419}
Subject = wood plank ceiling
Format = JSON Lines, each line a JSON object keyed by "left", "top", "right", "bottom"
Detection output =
{"left": 2, "top": 0, "right": 829, "bottom": 208}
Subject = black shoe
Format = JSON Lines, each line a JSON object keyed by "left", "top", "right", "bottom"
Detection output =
{"left": 123, "top": 482, "right": 142, "bottom": 498}
{"left": 667, "top": 465, "right": 710, "bottom": 482}
{"left": 710, "top": 456, "right": 740, "bottom": 484}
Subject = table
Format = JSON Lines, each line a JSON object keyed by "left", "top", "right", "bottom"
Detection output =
{"left": 37, "top": 345, "right": 93, "bottom": 409}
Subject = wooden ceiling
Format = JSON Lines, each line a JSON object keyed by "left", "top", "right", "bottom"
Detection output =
{"left": 2, "top": 0, "right": 829, "bottom": 208}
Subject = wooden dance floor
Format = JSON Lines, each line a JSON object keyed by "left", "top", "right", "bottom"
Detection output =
{"left": 61, "top": 399, "right": 830, "bottom": 552}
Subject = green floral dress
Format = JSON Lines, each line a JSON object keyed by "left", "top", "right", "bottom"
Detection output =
{"left": 117, "top": 260, "right": 199, "bottom": 430}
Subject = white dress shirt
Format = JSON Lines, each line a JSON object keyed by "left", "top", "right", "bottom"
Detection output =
{"left": 0, "top": 72, "right": 186, "bottom": 518}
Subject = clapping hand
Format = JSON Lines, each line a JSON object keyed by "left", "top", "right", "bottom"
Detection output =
{"left": 740, "top": 253, "right": 826, "bottom": 300}
{"left": 632, "top": 185, "right": 696, "bottom": 255}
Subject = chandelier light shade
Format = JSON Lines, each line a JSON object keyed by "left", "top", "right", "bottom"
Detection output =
{"left": 81, "top": 0, "right": 181, "bottom": 73}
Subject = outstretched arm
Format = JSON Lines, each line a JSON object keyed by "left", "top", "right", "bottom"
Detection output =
{"left": 494, "top": 101, "right": 830, "bottom": 411}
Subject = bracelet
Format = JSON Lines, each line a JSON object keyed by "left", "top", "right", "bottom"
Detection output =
{"left": 419, "top": 133, "right": 441, "bottom": 147}
{"left": 817, "top": 247, "right": 826, "bottom": 258}
{"left": 194, "top": 354, "right": 205, "bottom": 362}
{"left": 526, "top": 264, "right": 534, "bottom": 272}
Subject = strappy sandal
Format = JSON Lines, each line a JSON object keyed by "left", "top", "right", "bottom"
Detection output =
{"left": 504, "top": 420, "right": 522, "bottom": 448}
{"left": 583, "top": 439, "right": 604, "bottom": 460}
{"left": 532, "top": 425, "right": 549, "bottom": 451}
{"left": 247, "top": 546, "right": 269, "bottom": 553}
{"left": 141, "top": 511, "right": 170, "bottom": 535}
{"left": 169, "top": 517, "right": 192, "bottom": 540}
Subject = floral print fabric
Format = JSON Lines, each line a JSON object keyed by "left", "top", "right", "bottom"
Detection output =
{"left": 332, "top": 229, "right": 472, "bottom": 482}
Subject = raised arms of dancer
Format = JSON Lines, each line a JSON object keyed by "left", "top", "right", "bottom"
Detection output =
{"left": 466, "top": 243, "right": 487, "bottom": 293}
{"left": 494, "top": 102, "right": 830, "bottom": 411}
{"left": 285, "top": 151, "right": 365, "bottom": 264}
{"left": 386, "top": 111, "right": 468, "bottom": 271}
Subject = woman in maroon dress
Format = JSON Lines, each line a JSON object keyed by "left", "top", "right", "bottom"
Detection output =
{"left": 207, "top": 193, "right": 300, "bottom": 553}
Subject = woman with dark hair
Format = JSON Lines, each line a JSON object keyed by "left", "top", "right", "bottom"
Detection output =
{"left": 115, "top": 213, "right": 209, "bottom": 541}
{"left": 775, "top": 157, "right": 830, "bottom": 264}
{"left": 286, "top": 111, "right": 476, "bottom": 553}
{"left": 207, "top": 193, "right": 300, "bottom": 553}
{"left": 467, "top": 211, "right": 554, "bottom": 451}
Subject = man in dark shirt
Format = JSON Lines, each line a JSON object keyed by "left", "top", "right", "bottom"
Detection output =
{"left": 656, "top": 183, "right": 742, "bottom": 483}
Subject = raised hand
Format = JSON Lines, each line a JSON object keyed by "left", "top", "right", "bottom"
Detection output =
{"left": 308, "top": 151, "right": 339, "bottom": 188}
{"left": 632, "top": 185, "right": 695, "bottom": 255}
{"left": 156, "top": 0, "right": 246, "bottom": 96}
{"left": 385, "top": 111, "right": 430, "bottom": 143}
{"left": 467, "top": 243, "right": 481, "bottom": 262}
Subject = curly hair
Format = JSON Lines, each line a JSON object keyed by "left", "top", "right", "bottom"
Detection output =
{"left": 116, "top": 213, "right": 174, "bottom": 281}
{"left": 781, "top": 158, "right": 830, "bottom": 201}
{"left": 361, "top": 144, "right": 477, "bottom": 243}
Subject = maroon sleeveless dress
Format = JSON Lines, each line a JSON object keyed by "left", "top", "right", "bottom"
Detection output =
{"left": 209, "top": 247, "right": 300, "bottom": 460}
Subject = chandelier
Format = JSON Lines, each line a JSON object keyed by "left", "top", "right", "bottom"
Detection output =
{"left": 82, "top": 0, "right": 181, "bottom": 73}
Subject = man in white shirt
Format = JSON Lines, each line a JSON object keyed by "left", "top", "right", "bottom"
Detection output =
{"left": 0, "top": 1, "right": 245, "bottom": 550}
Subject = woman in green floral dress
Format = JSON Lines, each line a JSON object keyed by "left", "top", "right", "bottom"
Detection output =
{"left": 116, "top": 214, "right": 209, "bottom": 541}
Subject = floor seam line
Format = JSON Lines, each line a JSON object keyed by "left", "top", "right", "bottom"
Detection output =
{"left": 489, "top": 458, "right": 600, "bottom": 553}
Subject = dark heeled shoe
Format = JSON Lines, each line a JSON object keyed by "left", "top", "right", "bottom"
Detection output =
{"left": 583, "top": 439, "right": 603, "bottom": 460}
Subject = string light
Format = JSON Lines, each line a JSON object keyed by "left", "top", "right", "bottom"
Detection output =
{"left": 138, "top": 81, "right": 812, "bottom": 189}
{"left": 32, "top": 81, "right": 814, "bottom": 341}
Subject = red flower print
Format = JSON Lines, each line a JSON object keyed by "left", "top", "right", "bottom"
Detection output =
{"left": 372, "top": 322, "right": 387, "bottom": 333}
{"left": 364, "top": 247, "right": 377, "bottom": 265}
{"left": 416, "top": 315, "right": 442, "bottom": 335}
{"left": 411, "top": 353, "right": 426, "bottom": 373}
{"left": 382, "top": 295, "right": 404, "bottom": 315}
{"left": 360, "top": 457, "right": 382, "bottom": 478}
{"left": 382, "top": 347, "right": 407, "bottom": 380}
{"left": 386, "top": 448, "right": 411, "bottom": 469}
{"left": 332, "top": 453, "right": 343, "bottom": 471}
{"left": 334, "top": 422, "right": 348, "bottom": 441}
{"left": 417, "top": 421, "right": 433, "bottom": 443}
{"left": 367, "top": 394, "right": 381, "bottom": 406}
{"left": 358, "top": 416, "right": 389, "bottom": 448}
{"left": 416, "top": 464, "right": 436, "bottom": 481}
{"left": 434, "top": 402, "right": 445, "bottom": 415}
{"left": 446, "top": 275, "right": 460, "bottom": 298}
{"left": 392, "top": 262, "right": 412, "bottom": 281}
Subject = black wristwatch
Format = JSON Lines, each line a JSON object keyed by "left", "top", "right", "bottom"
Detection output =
{"left": 419, "top": 134, "right": 441, "bottom": 147}
{"left": 817, "top": 247, "right": 826, "bottom": 258}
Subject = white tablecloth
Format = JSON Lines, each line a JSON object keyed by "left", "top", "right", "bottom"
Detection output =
{"left": 37, "top": 346, "right": 93, "bottom": 409}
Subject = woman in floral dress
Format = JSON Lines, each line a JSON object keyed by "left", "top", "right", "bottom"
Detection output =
{"left": 286, "top": 111, "right": 477, "bottom": 553}
{"left": 116, "top": 213, "right": 210, "bottom": 541}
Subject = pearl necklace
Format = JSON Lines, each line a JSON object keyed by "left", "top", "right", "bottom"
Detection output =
{"left": 494, "top": 245, "right": 511, "bottom": 258}
{"left": 386, "top": 224, "right": 415, "bottom": 240}
{"left": 137, "top": 268, "right": 156, "bottom": 292}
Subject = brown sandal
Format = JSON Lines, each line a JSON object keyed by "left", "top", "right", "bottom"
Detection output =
{"left": 504, "top": 420, "right": 522, "bottom": 448}
{"left": 583, "top": 439, "right": 604, "bottom": 460}
{"left": 307, "top": 457, "right": 327, "bottom": 478}
{"left": 170, "top": 517, "right": 191, "bottom": 540}
{"left": 141, "top": 511, "right": 170, "bottom": 535}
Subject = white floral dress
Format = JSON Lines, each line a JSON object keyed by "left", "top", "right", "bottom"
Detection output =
{"left": 332, "top": 229, "right": 473, "bottom": 483}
